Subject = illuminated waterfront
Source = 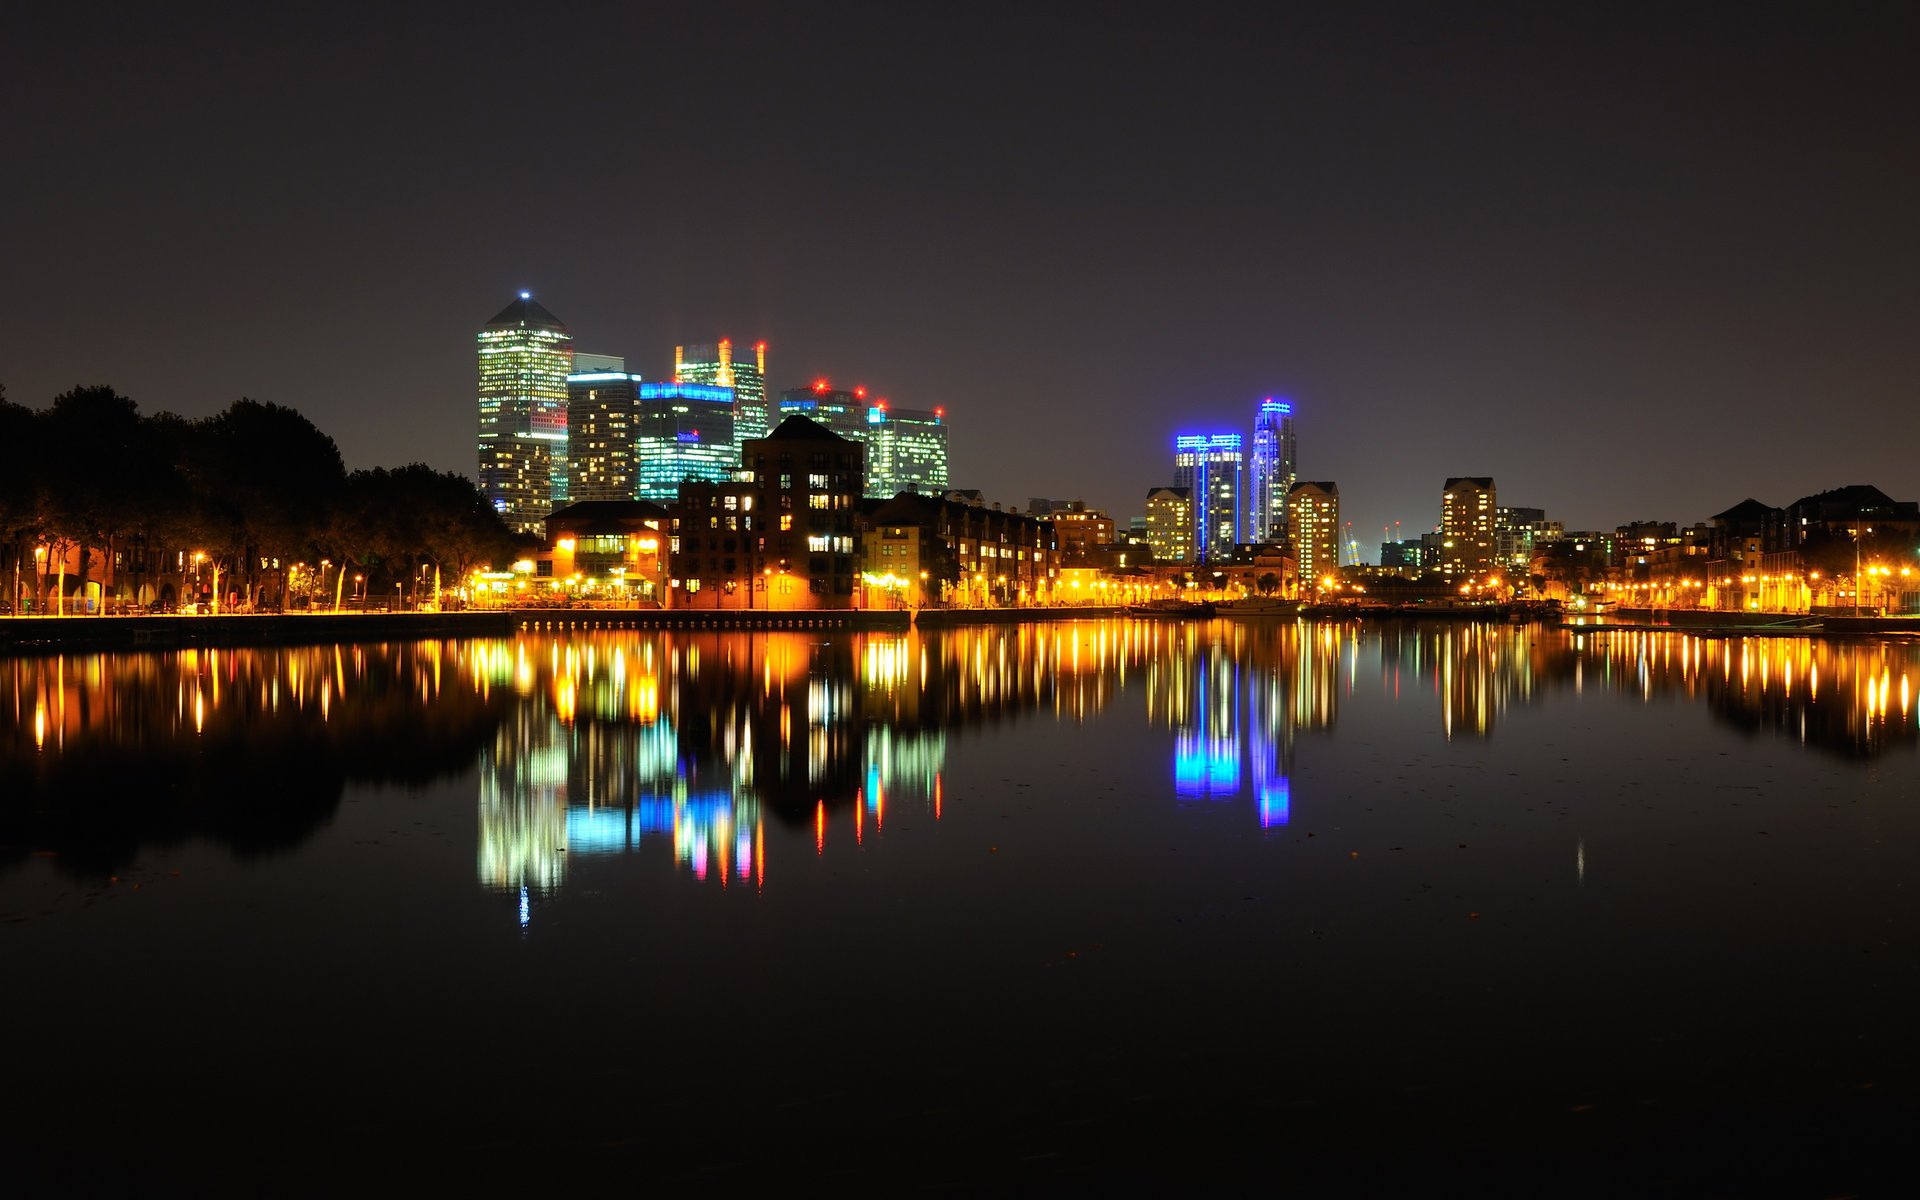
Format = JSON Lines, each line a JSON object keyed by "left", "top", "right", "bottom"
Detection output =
{"left": 4, "top": 622, "right": 1918, "bottom": 1187}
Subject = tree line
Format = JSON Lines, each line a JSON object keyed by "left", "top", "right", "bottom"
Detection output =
{"left": 0, "top": 383, "right": 519, "bottom": 613}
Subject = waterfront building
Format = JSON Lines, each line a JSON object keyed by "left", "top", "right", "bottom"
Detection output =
{"left": 865, "top": 491, "right": 1059, "bottom": 607}
{"left": 1174, "top": 434, "right": 1244, "bottom": 564}
{"left": 668, "top": 416, "right": 864, "bottom": 609}
{"left": 477, "top": 292, "right": 574, "bottom": 533}
{"left": 565, "top": 370, "right": 642, "bottom": 503}
{"left": 865, "top": 401, "right": 949, "bottom": 499}
{"left": 1439, "top": 477, "right": 1497, "bottom": 578}
{"left": 634, "top": 383, "right": 738, "bottom": 503}
{"left": 1249, "top": 398, "right": 1297, "bottom": 543}
{"left": 1145, "top": 486, "right": 1195, "bottom": 564}
{"left": 675, "top": 339, "right": 769, "bottom": 453}
{"left": 1286, "top": 481, "right": 1341, "bottom": 589}
{"left": 1049, "top": 501, "right": 1116, "bottom": 561}
{"left": 542, "top": 499, "right": 670, "bottom": 602}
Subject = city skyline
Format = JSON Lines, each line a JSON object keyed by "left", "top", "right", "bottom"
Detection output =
{"left": 5, "top": 5, "right": 1918, "bottom": 557}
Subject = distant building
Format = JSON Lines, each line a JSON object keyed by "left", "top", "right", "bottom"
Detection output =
{"left": 1145, "top": 486, "right": 1195, "bottom": 564}
{"left": 1380, "top": 539, "right": 1424, "bottom": 571}
{"left": 1174, "top": 434, "right": 1244, "bottom": 564}
{"left": 1439, "top": 477, "right": 1497, "bottom": 578}
{"left": 668, "top": 416, "right": 864, "bottom": 609}
{"left": 1249, "top": 398, "right": 1297, "bottom": 543}
{"left": 777, "top": 381, "right": 871, "bottom": 443}
{"left": 1287, "top": 481, "right": 1340, "bottom": 587}
{"left": 565, "top": 371, "right": 642, "bottom": 503}
{"left": 477, "top": 293, "right": 573, "bottom": 533}
{"left": 675, "top": 339, "right": 768, "bottom": 453}
{"left": 634, "top": 382, "right": 737, "bottom": 502}
{"left": 1049, "top": 501, "right": 1115, "bottom": 561}
{"left": 1494, "top": 505, "right": 1556, "bottom": 569}
{"left": 864, "top": 402, "right": 949, "bottom": 499}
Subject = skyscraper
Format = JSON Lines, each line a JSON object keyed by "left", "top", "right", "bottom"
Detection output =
{"left": 565, "top": 370, "right": 642, "bottom": 503}
{"left": 776, "top": 381, "right": 871, "bottom": 441}
{"left": 864, "top": 401, "right": 949, "bottom": 499}
{"left": 1249, "top": 398, "right": 1297, "bottom": 543}
{"left": 1173, "top": 433, "right": 1244, "bottom": 564}
{"left": 478, "top": 292, "right": 573, "bottom": 533}
{"left": 1440, "top": 477, "right": 1498, "bottom": 577}
{"left": 634, "top": 383, "right": 738, "bottom": 502}
{"left": 1286, "top": 481, "right": 1340, "bottom": 587}
{"left": 675, "top": 339, "right": 768, "bottom": 454}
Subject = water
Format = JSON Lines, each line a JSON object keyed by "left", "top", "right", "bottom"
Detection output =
{"left": 4, "top": 621, "right": 1917, "bottom": 1188}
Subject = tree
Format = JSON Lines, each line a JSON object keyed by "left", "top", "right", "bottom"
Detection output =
{"left": 186, "top": 400, "right": 346, "bottom": 611}
{"left": 1256, "top": 571, "right": 1279, "bottom": 596}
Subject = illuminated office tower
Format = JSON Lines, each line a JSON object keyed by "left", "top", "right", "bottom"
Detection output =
{"left": 565, "top": 370, "right": 642, "bottom": 502}
{"left": 1249, "top": 398, "right": 1297, "bottom": 543}
{"left": 675, "top": 339, "right": 768, "bottom": 452}
{"left": 478, "top": 292, "right": 574, "bottom": 532}
{"left": 1173, "top": 433, "right": 1244, "bottom": 564}
{"left": 864, "top": 402, "right": 949, "bottom": 499}
{"left": 1145, "top": 486, "right": 1195, "bottom": 563}
{"left": 634, "top": 382, "right": 737, "bottom": 502}
{"left": 1440, "top": 477, "right": 1497, "bottom": 577}
{"left": 1286, "top": 481, "right": 1340, "bottom": 586}
{"left": 776, "top": 380, "right": 871, "bottom": 442}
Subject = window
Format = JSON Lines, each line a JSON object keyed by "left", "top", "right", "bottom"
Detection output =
{"left": 780, "top": 515, "right": 793, "bottom": 531}
{"left": 808, "top": 473, "right": 828, "bottom": 489}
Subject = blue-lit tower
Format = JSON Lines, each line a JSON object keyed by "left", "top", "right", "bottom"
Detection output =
{"left": 1173, "top": 433, "right": 1244, "bottom": 564}
{"left": 1249, "top": 398, "right": 1296, "bottom": 543}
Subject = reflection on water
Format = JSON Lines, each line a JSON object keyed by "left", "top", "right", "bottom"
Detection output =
{"left": 3, "top": 623, "right": 1915, "bottom": 891}
{"left": 0, "top": 640, "right": 505, "bottom": 876}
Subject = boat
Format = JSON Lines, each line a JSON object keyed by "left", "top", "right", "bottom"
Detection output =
{"left": 1216, "top": 597, "right": 1300, "bottom": 619}
{"left": 1125, "top": 599, "right": 1216, "bottom": 618}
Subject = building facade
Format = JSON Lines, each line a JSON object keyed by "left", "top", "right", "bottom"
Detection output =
{"left": 777, "top": 382, "right": 871, "bottom": 443}
{"left": 1287, "top": 481, "right": 1341, "bottom": 589}
{"left": 634, "top": 382, "right": 737, "bottom": 502}
{"left": 667, "top": 416, "right": 865, "bottom": 609}
{"left": 478, "top": 293, "right": 574, "bottom": 533}
{"left": 864, "top": 492, "right": 1059, "bottom": 607}
{"left": 1145, "top": 486, "right": 1195, "bottom": 564}
{"left": 675, "top": 339, "right": 768, "bottom": 453}
{"left": 565, "top": 371, "right": 641, "bottom": 503}
{"left": 1174, "top": 434, "right": 1244, "bottom": 564}
{"left": 1249, "top": 398, "right": 1297, "bottom": 544}
{"left": 864, "top": 403, "right": 949, "bottom": 499}
{"left": 1439, "top": 477, "right": 1497, "bottom": 578}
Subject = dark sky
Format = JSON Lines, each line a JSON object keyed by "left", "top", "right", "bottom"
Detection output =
{"left": 5, "top": 1, "right": 1918, "bottom": 553}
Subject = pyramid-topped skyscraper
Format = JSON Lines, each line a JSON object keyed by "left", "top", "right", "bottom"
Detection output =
{"left": 478, "top": 292, "right": 573, "bottom": 533}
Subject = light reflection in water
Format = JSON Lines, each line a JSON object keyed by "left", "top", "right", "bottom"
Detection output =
{"left": 4, "top": 624, "right": 1917, "bottom": 906}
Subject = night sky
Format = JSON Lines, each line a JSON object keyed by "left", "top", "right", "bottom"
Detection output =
{"left": 6, "top": 2, "right": 1917, "bottom": 554}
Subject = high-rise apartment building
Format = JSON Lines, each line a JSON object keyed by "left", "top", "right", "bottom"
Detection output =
{"left": 1287, "top": 481, "right": 1341, "bottom": 587}
{"left": 634, "top": 383, "right": 737, "bottom": 502}
{"left": 864, "top": 402, "right": 949, "bottom": 499}
{"left": 1440, "top": 477, "right": 1498, "bottom": 577}
{"left": 565, "top": 370, "right": 643, "bottom": 503}
{"left": 1249, "top": 398, "right": 1297, "bottom": 544}
{"left": 1173, "top": 434, "right": 1244, "bottom": 564}
{"left": 478, "top": 293, "right": 574, "bottom": 533}
{"left": 1145, "top": 486, "right": 1195, "bottom": 564}
{"left": 675, "top": 339, "right": 768, "bottom": 453}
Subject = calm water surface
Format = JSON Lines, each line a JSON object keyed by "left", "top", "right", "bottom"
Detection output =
{"left": 4, "top": 620, "right": 1917, "bottom": 1188}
